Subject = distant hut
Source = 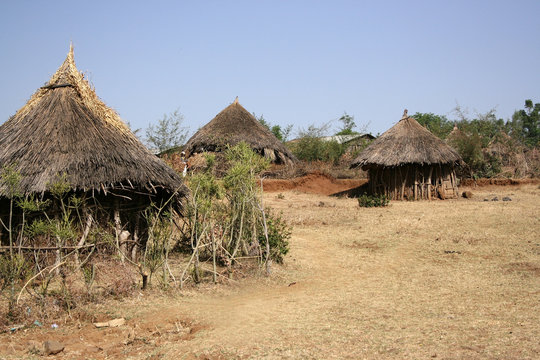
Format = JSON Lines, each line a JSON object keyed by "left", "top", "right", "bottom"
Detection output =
{"left": 446, "top": 124, "right": 464, "bottom": 145}
{"left": 0, "top": 46, "right": 187, "bottom": 245}
{"left": 184, "top": 98, "right": 296, "bottom": 165}
{"left": 351, "top": 110, "right": 462, "bottom": 200}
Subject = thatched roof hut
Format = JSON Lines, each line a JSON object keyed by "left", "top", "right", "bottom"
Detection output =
{"left": 184, "top": 98, "right": 296, "bottom": 165}
{"left": 446, "top": 124, "right": 464, "bottom": 144}
{"left": 351, "top": 110, "right": 462, "bottom": 200}
{"left": 0, "top": 45, "right": 187, "bottom": 209}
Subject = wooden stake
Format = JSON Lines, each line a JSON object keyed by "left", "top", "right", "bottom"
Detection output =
{"left": 414, "top": 167, "right": 418, "bottom": 201}
{"left": 427, "top": 167, "right": 433, "bottom": 200}
{"left": 114, "top": 203, "right": 124, "bottom": 263}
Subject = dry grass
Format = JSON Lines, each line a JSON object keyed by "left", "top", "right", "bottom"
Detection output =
{"left": 1, "top": 184, "right": 538, "bottom": 359}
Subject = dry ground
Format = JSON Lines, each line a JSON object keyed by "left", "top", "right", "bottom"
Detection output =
{"left": 1, "top": 184, "right": 539, "bottom": 359}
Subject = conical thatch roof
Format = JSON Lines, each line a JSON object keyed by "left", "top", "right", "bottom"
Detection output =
{"left": 0, "top": 45, "right": 186, "bottom": 198}
{"left": 351, "top": 110, "right": 462, "bottom": 169}
{"left": 184, "top": 98, "right": 296, "bottom": 164}
{"left": 446, "top": 124, "right": 465, "bottom": 144}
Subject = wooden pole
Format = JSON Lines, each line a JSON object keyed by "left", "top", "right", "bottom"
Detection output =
{"left": 428, "top": 167, "right": 433, "bottom": 200}
{"left": 414, "top": 166, "right": 418, "bottom": 200}
{"left": 419, "top": 168, "right": 424, "bottom": 200}
{"left": 114, "top": 202, "right": 125, "bottom": 263}
{"left": 401, "top": 166, "right": 408, "bottom": 200}
{"left": 131, "top": 214, "right": 139, "bottom": 262}
{"left": 394, "top": 169, "right": 398, "bottom": 200}
{"left": 451, "top": 169, "right": 458, "bottom": 198}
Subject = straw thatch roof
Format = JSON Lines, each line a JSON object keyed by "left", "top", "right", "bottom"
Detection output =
{"left": 0, "top": 45, "right": 186, "bottom": 199}
{"left": 184, "top": 98, "right": 296, "bottom": 164}
{"left": 351, "top": 110, "right": 462, "bottom": 169}
{"left": 446, "top": 124, "right": 465, "bottom": 143}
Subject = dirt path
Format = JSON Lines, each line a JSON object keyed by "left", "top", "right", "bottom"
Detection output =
{"left": 1, "top": 185, "right": 539, "bottom": 359}
{"left": 145, "top": 186, "right": 540, "bottom": 359}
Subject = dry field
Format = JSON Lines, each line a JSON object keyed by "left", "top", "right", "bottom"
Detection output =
{"left": 1, "top": 183, "right": 539, "bottom": 359}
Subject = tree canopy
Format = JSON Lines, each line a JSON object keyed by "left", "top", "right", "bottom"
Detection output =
{"left": 510, "top": 99, "right": 540, "bottom": 147}
{"left": 255, "top": 113, "right": 293, "bottom": 142}
{"left": 335, "top": 112, "right": 358, "bottom": 136}
{"left": 146, "top": 109, "right": 189, "bottom": 153}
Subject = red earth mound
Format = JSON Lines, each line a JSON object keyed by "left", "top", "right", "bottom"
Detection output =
{"left": 262, "top": 172, "right": 367, "bottom": 196}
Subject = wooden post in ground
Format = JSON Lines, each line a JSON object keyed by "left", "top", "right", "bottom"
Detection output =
{"left": 114, "top": 202, "right": 125, "bottom": 263}
{"left": 414, "top": 166, "right": 418, "bottom": 200}
{"left": 427, "top": 167, "right": 433, "bottom": 200}
{"left": 131, "top": 214, "right": 139, "bottom": 262}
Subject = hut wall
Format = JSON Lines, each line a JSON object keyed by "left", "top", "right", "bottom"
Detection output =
{"left": 368, "top": 164, "right": 458, "bottom": 200}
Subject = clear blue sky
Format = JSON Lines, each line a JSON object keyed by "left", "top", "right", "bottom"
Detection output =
{"left": 0, "top": 0, "right": 538, "bottom": 138}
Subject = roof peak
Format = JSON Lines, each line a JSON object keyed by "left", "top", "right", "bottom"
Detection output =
{"left": 400, "top": 109, "right": 408, "bottom": 120}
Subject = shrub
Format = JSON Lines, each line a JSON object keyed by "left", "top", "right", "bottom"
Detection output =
{"left": 358, "top": 194, "right": 389, "bottom": 207}
{"left": 449, "top": 132, "right": 502, "bottom": 178}
{"left": 181, "top": 142, "right": 293, "bottom": 284}
{"left": 289, "top": 123, "right": 347, "bottom": 164}
{"left": 258, "top": 209, "right": 291, "bottom": 264}
{"left": 290, "top": 137, "right": 345, "bottom": 164}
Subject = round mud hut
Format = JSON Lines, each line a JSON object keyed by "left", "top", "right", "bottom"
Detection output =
{"left": 351, "top": 110, "right": 462, "bottom": 200}
{"left": 183, "top": 98, "right": 296, "bottom": 165}
{"left": 0, "top": 46, "right": 187, "bottom": 247}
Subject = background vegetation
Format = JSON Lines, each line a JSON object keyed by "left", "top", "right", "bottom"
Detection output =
{"left": 414, "top": 99, "right": 539, "bottom": 178}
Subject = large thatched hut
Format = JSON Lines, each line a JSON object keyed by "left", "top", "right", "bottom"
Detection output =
{"left": 351, "top": 110, "right": 462, "bottom": 200}
{"left": 184, "top": 98, "right": 296, "bottom": 165}
{"left": 0, "top": 46, "right": 187, "bottom": 245}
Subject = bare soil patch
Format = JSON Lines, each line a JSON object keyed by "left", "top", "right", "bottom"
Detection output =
{"left": 460, "top": 178, "right": 540, "bottom": 187}
{"left": 262, "top": 172, "right": 367, "bottom": 195}
{"left": 1, "top": 184, "right": 539, "bottom": 359}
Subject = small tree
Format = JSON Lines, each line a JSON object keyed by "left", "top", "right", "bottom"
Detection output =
{"left": 335, "top": 112, "right": 358, "bottom": 135}
{"left": 146, "top": 109, "right": 189, "bottom": 153}
{"left": 290, "top": 123, "right": 345, "bottom": 163}
{"left": 413, "top": 112, "right": 454, "bottom": 139}
{"left": 510, "top": 99, "right": 540, "bottom": 147}
{"left": 255, "top": 113, "right": 293, "bottom": 142}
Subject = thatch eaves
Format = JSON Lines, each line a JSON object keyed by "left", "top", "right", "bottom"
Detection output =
{"left": 0, "top": 46, "right": 187, "bottom": 198}
{"left": 184, "top": 98, "right": 296, "bottom": 164}
{"left": 351, "top": 111, "right": 462, "bottom": 169}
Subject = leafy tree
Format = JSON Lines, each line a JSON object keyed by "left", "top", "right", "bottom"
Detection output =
{"left": 412, "top": 112, "right": 454, "bottom": 139}
{"left": 255, "top": 113, "right": 293, "bottom": 142}
{"left": 448, "top": 131, "right": 501, "bottom": 178}
{"left": 146, "top": 109, "right": 189, "bottom": 152}
{"left": 290, "top": 123, "right": 345, "bottom": 163}
{"left": 271, "top": 124, "right": 293, "bottom": 142}
{"left": 457, "top": 109, "right": 506, "bottom": 146}
{"left": 335, "top": 112, "right": 358, "bottom": 135}
{"left": 510, "top": 99, "right": 540, "bottom": 147}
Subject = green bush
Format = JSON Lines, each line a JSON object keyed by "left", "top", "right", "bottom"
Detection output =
{"left": 183, "top": 142, "right": 293, "bottom": 282}
{"left": 259, "top": 209, "right": 291, "bottom": 264}
{"left": 358, "top": 194, "right": 389, "bottom": 208}
{"left": 449, "top": 132, "right": 502, "bottom": 178}
{"left": 0, "top": 254, "right": 31, "bottom": 293}
{"left": 289, "top": 123, "right": 346, "bottom": 164}
{"left": 290, "top": 137, "right": 345, "bottom": 163}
